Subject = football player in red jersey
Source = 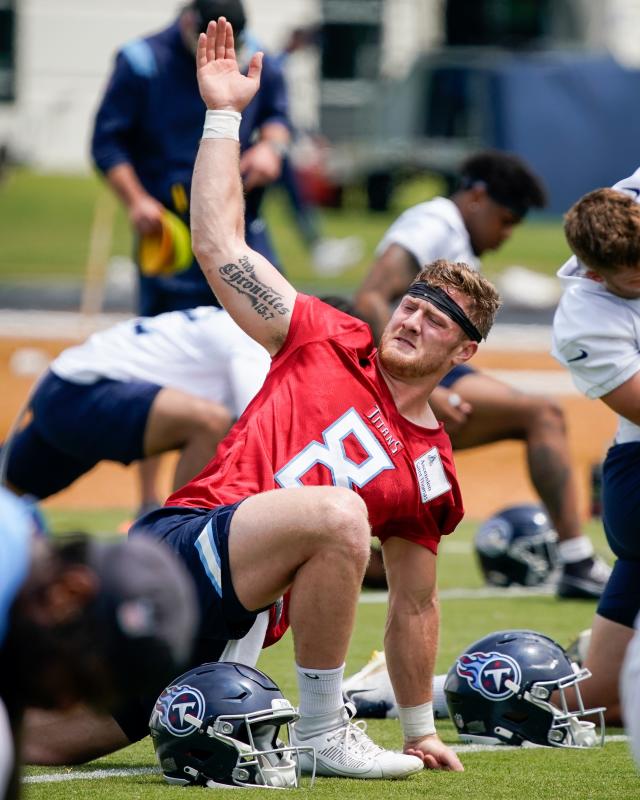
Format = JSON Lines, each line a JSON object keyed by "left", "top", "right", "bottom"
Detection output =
{"left": 24, "top": 19, "right": 500, "bottom": 778}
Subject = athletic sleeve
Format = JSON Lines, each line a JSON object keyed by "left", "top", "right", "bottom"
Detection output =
{"left": 553, "top": 295, "right": 640, "bottom": 398}
{"left": 375, "top": 207, "right": 451, "bottom": 267}
{"left": 273, "top": 294, "right": 373, "bottom": 365}
{"left": 374, "top": 499, "right": 464, "bottom": 556}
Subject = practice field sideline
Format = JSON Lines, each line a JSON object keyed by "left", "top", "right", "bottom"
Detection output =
{"left": 0, "top": 312, "right": 615, "bottom": 520}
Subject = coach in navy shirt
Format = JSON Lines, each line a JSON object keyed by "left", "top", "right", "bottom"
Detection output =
{"left": 91, "top": 0, "right": 290, "bottom": 316}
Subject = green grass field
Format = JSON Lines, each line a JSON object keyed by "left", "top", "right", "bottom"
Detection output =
{"left": 0, "top": 169, "right": 571, "bottom": 292}
{"left": 21, "top": 510, "right": 636, "bottom": 799}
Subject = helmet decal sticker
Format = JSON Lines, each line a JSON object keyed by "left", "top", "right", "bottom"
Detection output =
{"left": 456, "top": 651, "right": 522, "bottom": 701}
{"left": 155, "top": 683, "right": 206, "bottom": 737}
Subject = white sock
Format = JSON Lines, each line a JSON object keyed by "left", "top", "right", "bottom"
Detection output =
{"left": 296, "top": 663, "right": 345, "bottom": 719}
{"left": 432, "top": 674, "right": 450, "bottom": 719}
{"left": 558, "top": 535, "right": 594, "bottom": 564}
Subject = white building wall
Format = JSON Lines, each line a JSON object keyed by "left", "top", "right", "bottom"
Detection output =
{"left": 0, "top": 0, "right": 321, "bottom": 171}
{"left": 13, "top": 0, "right": 633, "bottom": 171}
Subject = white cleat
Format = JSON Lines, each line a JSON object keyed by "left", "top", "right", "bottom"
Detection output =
{"left": 291, "top": 704, "right": 423, "bottom": 779}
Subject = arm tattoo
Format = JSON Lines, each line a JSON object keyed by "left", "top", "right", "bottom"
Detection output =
{"left": 219, "top": 256, "right": 290, "bottom": 321}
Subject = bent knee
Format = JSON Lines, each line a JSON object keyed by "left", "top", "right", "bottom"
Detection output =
{"left": 319, "top": 490, "right": 370, "bottom": 557}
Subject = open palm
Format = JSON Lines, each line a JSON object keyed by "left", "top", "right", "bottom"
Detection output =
{"left": 196, "top": 17, "right": 262, "bottom": 112}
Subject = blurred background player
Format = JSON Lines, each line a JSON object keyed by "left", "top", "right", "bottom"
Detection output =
{"left": 355, "top": 150, "right": 610, "bottom": 599}
{"left": 91, "top": 0, "right": 290, "bottom": 515}
{"left": 2, "top": 306, "right": 269, "bottom": 503}
{"left": 0, "top": 486, "right": 197, "bottom": 799}
{"left": 553, "top": 167, "right": 640, "bottom": 725}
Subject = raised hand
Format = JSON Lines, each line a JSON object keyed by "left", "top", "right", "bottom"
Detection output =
{"left": 196, "top": 17, "right": 263, "bottom": 112}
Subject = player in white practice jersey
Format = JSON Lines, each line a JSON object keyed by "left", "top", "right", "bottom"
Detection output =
{"left": 355, "top": 152, "right": 610, "bottom": 599}
{"left": 2, "top": 306, "right": 270, "bottom": 500}
{"left": 551, "top": 166, "right": 640, "bottom": 726}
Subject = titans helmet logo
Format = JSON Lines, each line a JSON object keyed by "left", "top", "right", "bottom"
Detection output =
{"left": 456, "top": 651, "right": 522, "bottom": 700}
{"left": 154, "top": 684, "right": 205, "bottom": 737}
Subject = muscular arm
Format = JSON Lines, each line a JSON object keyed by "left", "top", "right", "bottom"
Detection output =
{"left": 383, "top": 537, "right": 438, "bottom": 708}
{"left": 382, "top": 536, "right": 463, "bottom": 770}
{"left": 354, "top": 244, "right": 420, "bottom": 341}
{"left": 191, "top": 20, "right": 296, "bottom": 355}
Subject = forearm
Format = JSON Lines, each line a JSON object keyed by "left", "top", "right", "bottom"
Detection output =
{"left": 104, "top": 163, "right": 151, "bottom": 210}
{"left": 191, "top": 137, "right": 246, "bottom": 269}
{"left": 384, "top": 592, "right": 439, "bottom": 708}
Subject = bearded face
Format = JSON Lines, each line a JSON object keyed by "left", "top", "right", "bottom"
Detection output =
{"left": 378, "top": 297, "right": 468, "bottom": 381}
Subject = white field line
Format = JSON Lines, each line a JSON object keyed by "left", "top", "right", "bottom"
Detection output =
{"left": 23, "top": 736, "right": 629, "bottom": 783}
{"left": 360, "top": 584, "right": 556, "bottom": 604}
{"left": 23, "top": 767, "right": 158, "bottom": 783}
{"left": 454, "top": 734, "right": 628, "bottom": 754}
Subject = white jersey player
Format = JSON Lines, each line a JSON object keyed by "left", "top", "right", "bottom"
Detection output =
{"left": 3, "top": 306, "right": 270, "bottom": 501}
{"left": 550, "top": 166, "right": 640, "bottom": 728}
{"left": 356, "top": 151, "right": 610, "bottom": 600}
{"left": 375, "top": 196, "right": 480, "bottom": 275}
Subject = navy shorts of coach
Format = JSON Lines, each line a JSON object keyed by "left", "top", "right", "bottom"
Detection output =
{"left": 598, "top": 441, "right": 640, "bottom": 628}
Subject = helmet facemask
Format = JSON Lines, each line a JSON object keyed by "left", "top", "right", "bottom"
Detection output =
{"left": 180, "top": 701, "right": 316, "bottom": 788}
{"left": 516, "top": 664, "right": 605, "bottom": 748}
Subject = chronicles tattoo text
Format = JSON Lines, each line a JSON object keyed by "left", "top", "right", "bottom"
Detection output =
{"left": 220, "top": 257, "right": 290, "bottom": 320}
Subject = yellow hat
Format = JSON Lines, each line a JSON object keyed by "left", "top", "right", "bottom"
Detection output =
{"left": 138, "top": 210, "right": 192, "bottom": 277}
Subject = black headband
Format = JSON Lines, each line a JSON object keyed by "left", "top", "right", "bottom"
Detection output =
{"left": 407, "top": 281, "right": 483, "bottom": 342}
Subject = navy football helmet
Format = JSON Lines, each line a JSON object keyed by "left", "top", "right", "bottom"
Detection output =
{"left": 475, "top": 504, "right": 559, "bottom": 587}
{"left": 445, "top": 630, "right": 605, "bottom": 748}
{"left": 149, "top": 662, "right": 314, "bottom": 788}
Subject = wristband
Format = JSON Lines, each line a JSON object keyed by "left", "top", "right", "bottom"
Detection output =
{"left": 397, "top": 701, "right": 436, "bottom": 739}
{"left": 202, "top": 109, "right": 242, "bottom": 141}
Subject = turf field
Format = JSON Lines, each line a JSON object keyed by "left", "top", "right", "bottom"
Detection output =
{"left": 21, "top": 510, "right": 636, "bottom": 799}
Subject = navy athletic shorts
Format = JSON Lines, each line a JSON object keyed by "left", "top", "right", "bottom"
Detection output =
{"left": 439, "top": 364, "right": 477, "bottom": 389}
{"left": 597, "top": 442, "right": 640, "bottom": 628}
{"left": 4, "top": 371, "right": 161, "bottom": 499}
{"left": 130, "top": 503, "right": 259, "bottom": 642}
{"left": 115, "top": 502, "right": 259, "bottom": 742}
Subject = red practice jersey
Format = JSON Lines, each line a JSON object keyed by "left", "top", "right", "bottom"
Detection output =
{"left": 168, "top": 294, "right": 464, "bottom": 553}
